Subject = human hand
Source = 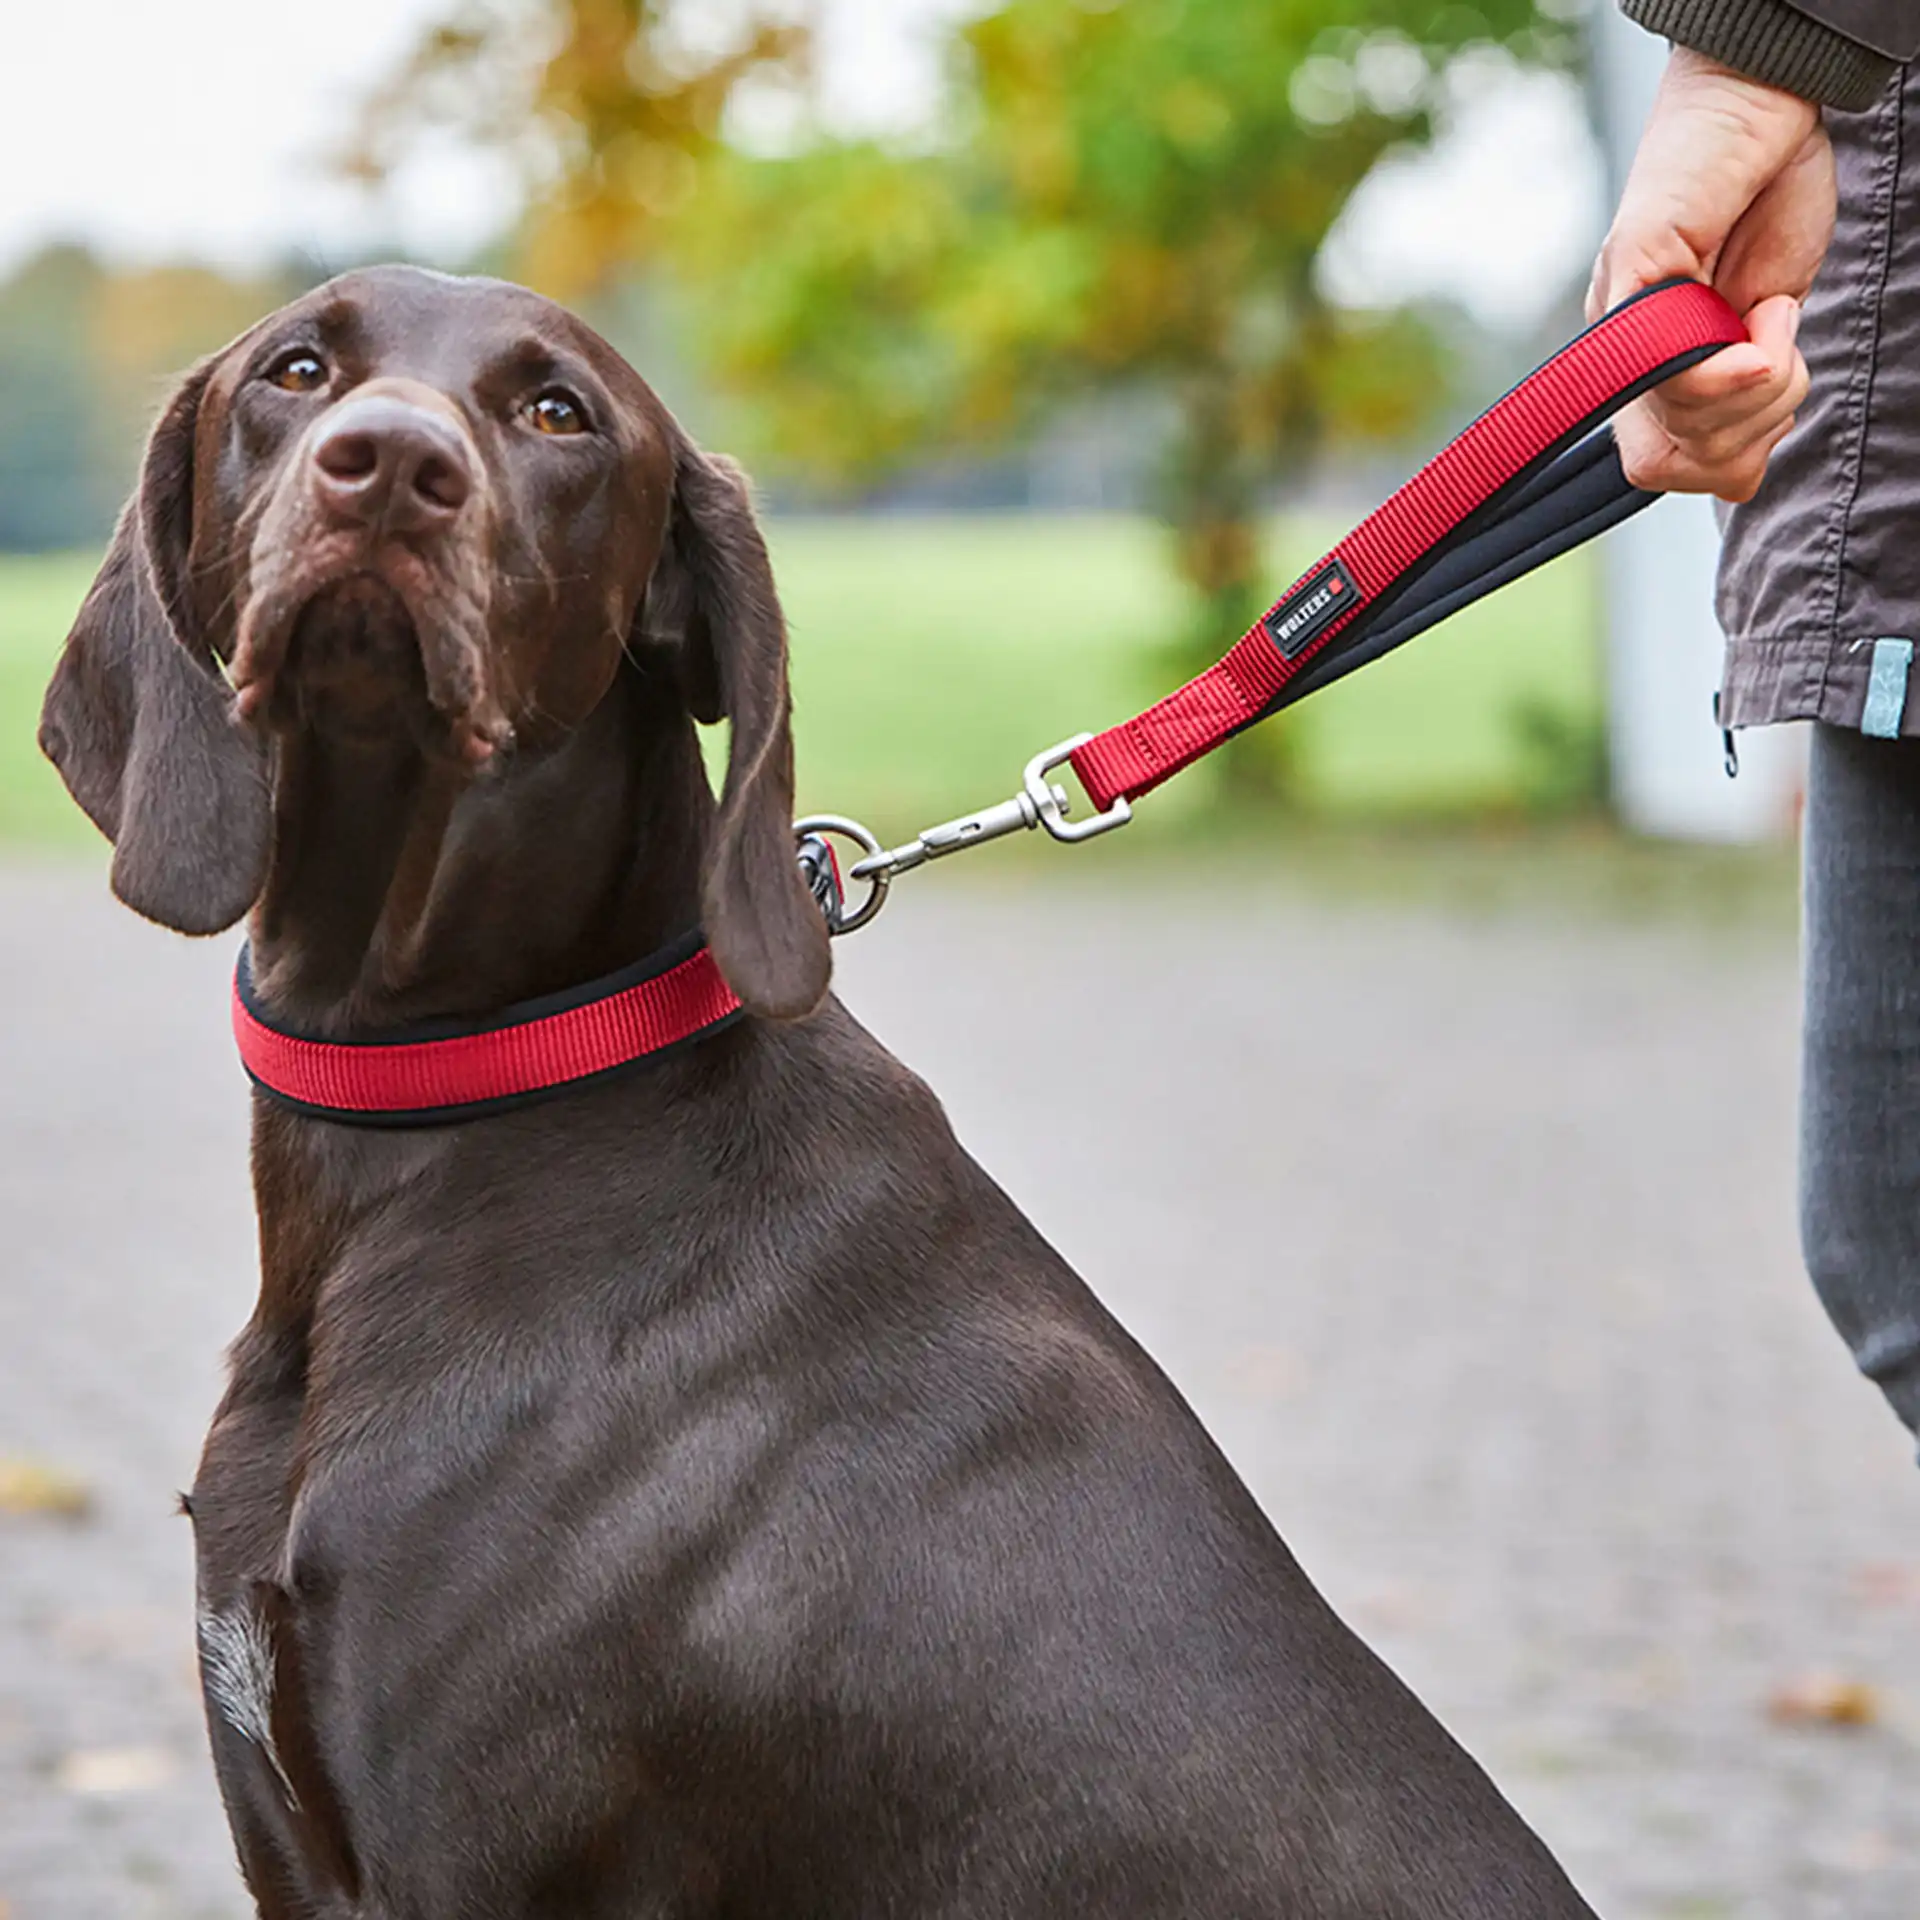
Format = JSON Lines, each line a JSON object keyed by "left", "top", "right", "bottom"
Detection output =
{"left": 1591, "top": 45, "right": 1836, "bottom": 502}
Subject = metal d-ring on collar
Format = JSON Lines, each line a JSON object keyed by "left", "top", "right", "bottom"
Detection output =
{"left": 794, "top": 733, "right": 1132, "bottom": 938}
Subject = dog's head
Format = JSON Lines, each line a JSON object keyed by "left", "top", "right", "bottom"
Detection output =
{"left": 39, "top": 265, "right": 827, "bottom": 1019}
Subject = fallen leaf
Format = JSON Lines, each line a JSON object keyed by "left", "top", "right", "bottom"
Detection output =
{"left": 1221, "top": 1344, "right": 1307, "bottom": 1399}
{"left": 1836, "top": 1829, "right": 1897, "bottom": 1873}
{"left": 0, "top": 1456, "right": 93, "bottom": 1520}
{"left": 54, "top": 1746, "right": 176, "bottom": 1794}
{"left": 1851, "top": 1562, "right": 1920, "bottom": 1607}
{"left": 1767, "top": 1673, "right": 1880, "bottom": 1728}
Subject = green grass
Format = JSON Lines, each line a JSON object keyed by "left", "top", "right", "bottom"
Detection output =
{"left": 3, "top": 513, "right": 1600, "bottom": 849}
{"left": 775, "top": 515, "right": 1189, "bottom": 828}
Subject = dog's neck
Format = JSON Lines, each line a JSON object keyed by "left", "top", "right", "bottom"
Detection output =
{"left": 245, "top": 666, "right": 714, "bottom": 1038}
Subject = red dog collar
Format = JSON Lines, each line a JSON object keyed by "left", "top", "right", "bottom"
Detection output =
{"left": 232, "top": 932, "right": 743, "bottom": 1127}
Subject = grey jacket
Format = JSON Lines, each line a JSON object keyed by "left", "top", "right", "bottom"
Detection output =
{"left": 1622, "top": 0, "right": 1920, "bottom": 735}
{"left": 1714, "top": 62, "right": 1920, "bottom": 737}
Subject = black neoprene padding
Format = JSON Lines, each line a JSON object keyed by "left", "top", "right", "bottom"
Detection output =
{"left": 1274, "top": 436, "right": 1657, "bottom": 708}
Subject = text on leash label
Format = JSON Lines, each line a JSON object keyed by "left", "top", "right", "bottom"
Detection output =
{"left": 1263, "top": 559, "right": 1359, "bottom": 660}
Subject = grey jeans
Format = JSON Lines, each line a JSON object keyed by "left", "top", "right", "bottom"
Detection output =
{"left": 1710, "top": 65, "right": 1920, "bottom": 1446}
{"left": 1802, "top": 721, "right": 1920, "bottom": 1440}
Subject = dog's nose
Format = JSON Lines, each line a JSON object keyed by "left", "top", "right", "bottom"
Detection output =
{"left": 310, "top": 397, "right": 473, "bottom": 532}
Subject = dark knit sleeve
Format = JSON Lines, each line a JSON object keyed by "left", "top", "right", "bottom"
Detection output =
{"left": 1620, "top": 0, "right": 1906, "bottom": 109}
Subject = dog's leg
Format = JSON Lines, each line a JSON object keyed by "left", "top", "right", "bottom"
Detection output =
{"left": 200, "top": 1584, "right": 360, "bottom": 1913}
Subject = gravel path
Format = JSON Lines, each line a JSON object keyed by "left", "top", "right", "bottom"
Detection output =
{"left": 2, "top": 860, "right": 1915, "bottom": 1919}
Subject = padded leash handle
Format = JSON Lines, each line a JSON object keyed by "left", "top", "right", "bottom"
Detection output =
{"left": 1065, "top": 279, "right": 1748, "bottom": 813}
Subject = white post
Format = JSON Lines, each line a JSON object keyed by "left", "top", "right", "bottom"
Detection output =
{"left": 1591, "top": 5, "right": 1806, "bottom": 840}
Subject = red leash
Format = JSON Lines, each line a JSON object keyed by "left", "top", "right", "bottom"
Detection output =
{"left": 236, "top": 281, "right": 1744, "bottom": 1127}
{"left": 823, "top": 278, "right": 1747, "bottom": 922}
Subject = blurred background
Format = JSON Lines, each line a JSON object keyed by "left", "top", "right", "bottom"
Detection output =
{"left": 2, "top": 3, "right": 1916, "bottom": 1917}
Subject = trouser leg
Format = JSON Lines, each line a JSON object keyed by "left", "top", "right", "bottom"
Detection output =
{"left": 1801, "top": 721, "right": 1920, "bottom": 1446}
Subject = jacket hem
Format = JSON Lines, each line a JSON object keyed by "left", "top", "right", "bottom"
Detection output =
{"left": 1718, "top": 632, "right": 1917, "bottom": 732}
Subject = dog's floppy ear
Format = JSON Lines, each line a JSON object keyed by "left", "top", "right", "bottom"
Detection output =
{"left": 39, "top": 362, "right": 271, "bottom": 936}
{"left": 652, "top": 446, "right": 829, "bottom": 1021}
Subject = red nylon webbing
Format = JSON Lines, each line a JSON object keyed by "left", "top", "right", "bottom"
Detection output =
{"left": 233, "top": 946, "right": 741, "bottom": 1117}
{"left": 1069, "top": 281, "right": 1746, "bottom": 812}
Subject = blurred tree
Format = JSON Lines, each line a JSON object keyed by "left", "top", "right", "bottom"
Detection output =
{"left": 351, "top": 0, "right": 809, "bottom": 293}
{"left": 0, "top": 247, "right": 310, "bottom": 552}
{"left": 369, "top": 0, "right": 1573, "bottom": 790}
{"left": 89, "top": 261, "right": 309, "bottom": 473}
{"left": 0, "top": 248, "right": 111, "bottom": 550}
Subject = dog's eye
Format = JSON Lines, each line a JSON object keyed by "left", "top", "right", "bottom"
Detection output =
{"left": 265, "top": 351, "right": 328, "bottom": 394}
{"left": 527, "top": 389, "right": 588, "bottom": 436}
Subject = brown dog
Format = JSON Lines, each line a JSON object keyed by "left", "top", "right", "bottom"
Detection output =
{"left": 40, "top": 266, "right": 1595, "bottom": 1918}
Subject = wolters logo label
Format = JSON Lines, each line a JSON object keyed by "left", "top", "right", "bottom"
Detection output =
{"left": 1263, "top": 559, "right": 1359, "bottom": 660}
